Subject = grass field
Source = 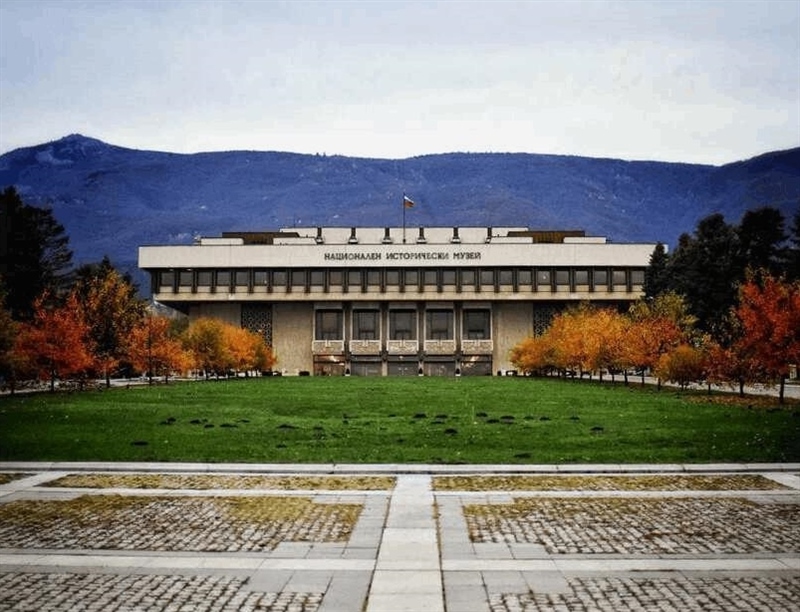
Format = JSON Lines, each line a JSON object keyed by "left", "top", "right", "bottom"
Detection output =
{"left": 0, "top": 377, "right": 798, "bottom": 464}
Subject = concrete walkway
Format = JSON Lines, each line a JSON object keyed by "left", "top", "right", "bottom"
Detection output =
{"left": 0, "top": 462, "right": 798, "bottom": 611}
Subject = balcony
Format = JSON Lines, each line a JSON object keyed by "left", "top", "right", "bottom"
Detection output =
{"left": 312, "top": 339, "right": 345, "bottom": 355}
{"left": 424, "top": 339, "right": 457, "bottom": 355}
{"left": 461, "top": 339, "right": 493, "bottom": 354}
{"left": 349, "top": 339, "right": 382, "bottom": 355}
{"left": 386, "top": 339, "right": 419, "bottom": 355}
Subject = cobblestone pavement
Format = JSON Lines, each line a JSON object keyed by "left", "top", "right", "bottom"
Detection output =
{"left": 0, "top": 464, "right": 798, "bottom": 612}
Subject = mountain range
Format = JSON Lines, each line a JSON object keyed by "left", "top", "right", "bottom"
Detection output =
{"left": 1, "top": 134, "right": 798, "bottom": 292}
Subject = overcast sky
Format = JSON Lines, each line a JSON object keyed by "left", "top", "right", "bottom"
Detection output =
{"left": 1, "top": 0, "right": 798, "bottom": 165}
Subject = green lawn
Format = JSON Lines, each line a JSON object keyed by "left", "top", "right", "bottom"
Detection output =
{"left": 0, "top": 377, "right": 797, "bottom": 464}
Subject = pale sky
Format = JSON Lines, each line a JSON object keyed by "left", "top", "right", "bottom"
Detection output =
{"left": 1, "top": 0, "right": 798, "bottom": 165}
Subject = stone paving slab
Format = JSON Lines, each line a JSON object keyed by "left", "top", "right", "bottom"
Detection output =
{"left": 0, "top": 463, "right": 798, "bottom": 612}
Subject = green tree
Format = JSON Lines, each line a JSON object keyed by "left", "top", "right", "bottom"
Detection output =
{"left": 786, "top": 209, "right": 800, "bottom": 282}
{"left": 0, "top": 186, "right": 73, "bottom": 320}
{"left": 666, "top": 213, "right": 740, "bottom": 333}
{"left": 643, "top": 242, "right": 670, "bottom": 299}
{"left": 737, "top": 206, "right": 787, "bottom": 277}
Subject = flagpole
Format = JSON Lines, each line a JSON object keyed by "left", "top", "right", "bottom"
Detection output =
{"left": 402, "top": 193, "right": 407, "bottom": 244}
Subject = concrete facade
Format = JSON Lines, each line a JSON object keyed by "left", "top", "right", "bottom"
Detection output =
{"left": 139, "top": 226, "right": 658, "bottom": 376}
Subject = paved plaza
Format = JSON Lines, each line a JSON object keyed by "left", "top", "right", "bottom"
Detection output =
{"left": 0, "top": 462, "right": 798, "bottom": 611}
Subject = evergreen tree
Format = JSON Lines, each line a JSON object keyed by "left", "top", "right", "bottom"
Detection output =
{"left": 0, "top": 186, "right": 73, "bottom": 319}
{"left": 667, "top": 213, "right": 740, "bottom": 333}
{"left": 643, "top": 242, "right": 670, "bottom": 299}
{"left": 787, "top": 209, "right": 800, "bottom": 282}
{"left": 737, "top": 206, "right": 787, "bottom": 277}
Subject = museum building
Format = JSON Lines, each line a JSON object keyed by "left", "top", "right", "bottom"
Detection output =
{"left": 138, "top": 226, "right": 658, "bottom": 376}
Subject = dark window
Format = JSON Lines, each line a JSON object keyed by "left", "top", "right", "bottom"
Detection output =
{"left": 386, "top": 269, "right": 401, "bottom": 285}
{"left": 197, "top": 270, "right": 212, "bottom": 287}
{"left": 216, "top": 270, "right": 231, "bottom": 289}
{"left": 254, "top": 270, "right": 268, "bottom": 286}
{"left": 310, "top": 270, "right": 325, "bottom": 286}
{"left": 272, "top": 270, "right": 287, "bottom": 287}
{"left": 498, "top": 269, "right": 513, "bottom": 286}
{"left": 442, "top": 269, "right": 456, "bottom": 286}
{"left": 424, "top": 270, "right": 438, "bottom": 286}
{"left": 479, "top": 269, "right": 494, "bottom": 287}
{"left": 631, "top": 269, "right": 645, "bottom": 285}
{"left": 463, "top": 309, "right": 491, "bottom": 340}
{"left": 556, "top": 270, "right": 570, "bottom": 286}
{"left": 367, "top": 269, "right": 382, "bottom": 286}
{"left": 405, "top": 269, "right": 418, "bottom": 286}
{"left": 291, "top": 269, "right": 305, "bottom": 287}
{"left": 594, "top": 269, "right": 608, "bottom": 286}
{"left": 574, "top": 270, "right": 589, "bottom": 285}
{"left": 517, "top": 269, "right": 532, "bottom": 287}
{"left": 315, "top": 310, "right": 343, "bottom": 340}
{"left": 426, "top": 309, "right": 454, "bottom": 340}
{"left": 160, "top": 271, "right": 175, "bottom": 289}
{"left": 179, "top": 270, "right": 193, "bottom": 287}
{"left": 389, "top": 310, "right": 417, "bottom": 340}
{"left": 613, "top": 270, "right": 627, "bottom": 286}
{"left": 461, "top": 269, "right": 475, "bottom": 286}
{"left": 235, "top": 270, "right": 250, "bottom": 286}
{"left": 329, "top": 270, "right": 343, "bottom": 286}
{"left": 536, "top": 269, "right": 551, "bottom": 287}
{"left": 353, "top": 310, "right": 379, "bottom": 340}
{"left": 348, "top": 270, "right": 362, "bottom": 286}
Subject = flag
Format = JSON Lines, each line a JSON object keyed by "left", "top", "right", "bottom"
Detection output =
{"left": 403, "top": 195, "right": 415, "bottom": 208}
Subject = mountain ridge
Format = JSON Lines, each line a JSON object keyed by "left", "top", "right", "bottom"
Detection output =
{"left": 1, "top": 134, "right": 798, "bottom": 289}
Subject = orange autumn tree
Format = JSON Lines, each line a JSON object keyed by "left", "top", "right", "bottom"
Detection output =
{"left": 128, "top": 315, "right": 191, "bottom": 384}
{"left": 654, "top": 343, "right": 707, "bottom": 390}
{"left": 182, "top": 317, "right": 276, "bottom": 377}
{"left": 14, "top": 292, "right": 94, "bottom": 391}
{"left": 733, "top": 272, "right": 800, "bottom": 403}
{"left": 624, "top": 292, "right": 695, "bottom": 387}
{"left": 222, "top": 324, "right": 276, "bottom": 375}
{"left": 74, "top": 261, "right": 146, "bottom": 387}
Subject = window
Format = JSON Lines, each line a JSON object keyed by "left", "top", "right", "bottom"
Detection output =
{"left": 517, "top": 269, "right": 532, "bottom": 287}
{"left": 179, "top": 270, "right": 193, "bottom": 287}
{"left": 556, "top": 270, "right": 570, "bottom": 286}
{"left": 367, "top": 270, "right": 382, "bottom": 286}
{"left": 463, "top": 310, "right": 491, "bottom": 340}
{"left": 235, "top": 270, "right": 250, "bottom": 287}
{"left": 216, "top": 270, "right": 231, "bottom": 289}
{"left": 291, "top": 269, "right": 306, "bottom": 287}
{"left": 631, "top": 269, "right": 645, "bottom": 286}
{"left": 254, "top": 270, "right": 268, "bottom": 286}
{"left": 329, "top": 270, "right": 343, "bottom": 287}
{"left": 498, "top": 269, "right": 513, "bottom": 286}
{"left": 272, "top": 270, "right": 287, "bottom": 287}
{"left": 347, "top": 270, "right": 362, "bottom": 287}
{"left": 404, "top": 269, "right": 418, "bottom": 286}
{"left": 442, "top": 269, "right": 456, "bottom": 286}
{"left": 386, "top": 269, "right": 401, "bottom": 285}
{"left": 461, "top": 269, "right": 475, "bottom": 286}
{"left": 536, "top": 269, "right": 551, "bottom": 287}
{"left": 480, "top": 269, "right": 494, "bottom": 287}
{"left": 197, "top": 270, "right": 213, "bottom": 287}
{"left": 574, "top": 270, "right": 589, "bottom": 285}
{"left": 160, "top": 271, "right": 175, "bottom": 289}
{"left": 353, "top": 310, "right": 380, "bottom": 340}
{"left": 613, "top": 270, "right": 627, "bottom": 286}
{"left": 424, "top": 270, "right": 438, "bottom": 286}
{"left": 310, "top": 270, "right": 325, "bottom": 286}
{"left": 426, "top": 309, "right": 454, "bottom": 340}
{"left": 390, "top": 310, "right": 417, "bottom": 340}
{"left": 594, "top": 269, "right": 608, "bottom": 286}
{"left": 315, "top": 310, "right": 343, "bottom": 341}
